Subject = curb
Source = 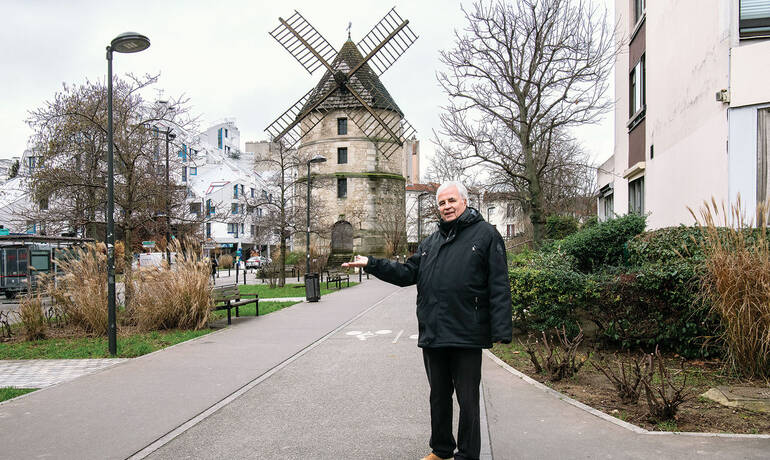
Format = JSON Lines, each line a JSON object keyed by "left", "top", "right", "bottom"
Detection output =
{"left": 483, "top": 349, "right": 770, "bottom": 440}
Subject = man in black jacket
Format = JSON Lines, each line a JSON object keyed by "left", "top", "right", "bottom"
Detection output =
{"left": 343, "top": 181, "right": 512, "bottom": 460}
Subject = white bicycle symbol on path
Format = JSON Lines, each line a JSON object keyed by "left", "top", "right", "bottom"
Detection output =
{"left": 345, "top": 329, "right": 419, "bottom": 342}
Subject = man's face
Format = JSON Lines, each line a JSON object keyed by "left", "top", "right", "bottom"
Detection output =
{"left": 437, "top": 186, "right": 467, "bottom": 222}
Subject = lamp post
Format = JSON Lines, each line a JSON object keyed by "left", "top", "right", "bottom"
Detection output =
{"left": 163, "top": 129, "right": 175, "bottom": 264}
{"left": 306, "top": 155, "right": 327, "bottom": 277}
{"left": 106, "top": 32, "right": 150, "bottom": 356}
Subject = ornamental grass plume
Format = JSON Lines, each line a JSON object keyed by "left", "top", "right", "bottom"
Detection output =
{"left": 42, "top": 243, "right": 108, "bottom": 334}
{"left": 130, "top": 237, "right": 212, "bottom": 331}
{"left": 18, "top": 293, "right": 47, "bottom": 341}
{"left": 689, "top": 196, "right": 770, "bottom": 378}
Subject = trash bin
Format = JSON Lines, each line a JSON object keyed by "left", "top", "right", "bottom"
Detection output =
{"left": 305, "top": 273, "right": 321, "bottom": 302}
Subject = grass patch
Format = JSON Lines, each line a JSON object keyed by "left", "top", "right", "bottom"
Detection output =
{"left": 0, "top": 329, "right": 213, "bottom": 359}
{"left": 0, "top": 387, "right": 37, "bottom": 402}
{"left": 237, "top": 282, "right": 358, "bottom": 298}
{"left": 212, "top": 300, "right": 300, "bottom": 321}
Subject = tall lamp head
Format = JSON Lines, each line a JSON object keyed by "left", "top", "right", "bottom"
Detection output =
{"left": 110, "top": 32, "right": 150, "bottom": 53}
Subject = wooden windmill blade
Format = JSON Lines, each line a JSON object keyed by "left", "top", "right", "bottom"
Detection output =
{"left": 269, "top": 10, "right": 337, "bottom": 75}
{"left": 265, "top": 87, "right": 335, "bottom": 148}
{"left": 356, "top": 7, "right": 419, "bottom": 76}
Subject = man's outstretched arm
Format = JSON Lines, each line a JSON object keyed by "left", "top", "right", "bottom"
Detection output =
{"left": 343, "top": 252, "right": 421, "bottom": 287}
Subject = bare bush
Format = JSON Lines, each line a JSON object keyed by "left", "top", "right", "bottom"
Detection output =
{"left": 591, "top": 352, "right": 649, "bottom": 404}
{"left": 19, "top": 294, "right": 47, "bottom": 341}
{"left": 641, "top": 346, "right": 691, "bottom": 421}
{"left": 131, "top": 238, "right": 212, "bottom": 331}
{"left": 521, "top": 325, "right": 588, "bottom": 381}
{"left": 0, "top": 311, "right": 12, "bottom": 339}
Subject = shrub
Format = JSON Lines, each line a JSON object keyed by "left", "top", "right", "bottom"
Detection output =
{"left": 553, "top": 213, "right": 646, "bottom": 272}
{"left": 692, "top": 200, "right": 770, "bottom": 378}
{"left": 43, "top": 243, "right": 108, "bottom": 334}
{"left": 218, "top": 254, "right": 233, "bottom": 269}
{"left": 509, "top": 266, "right": 591, "bottom": 336}
{"left": 627, "top": 226, "right": 707, "bottom": 265}
{"left": 131, "top": 239, "right": 212, "bottom": 331}
{"left": 545, "top": 215, "right": 580, "bottom": 240}
{"left": 19, "top": 294, "right": 47, "bottom": 341}
{"left": 588, "top": 262, "right": 717, "bottom": 358}
{"left": 285, "top": 251, "right": 303, "bottom": 266}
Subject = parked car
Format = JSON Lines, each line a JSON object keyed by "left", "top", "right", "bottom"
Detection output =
{"left": 259, "top": 256, "right": 272, "bottom": 266}
{"left": 245, "top": 256, "right": 260, "bottom": 269}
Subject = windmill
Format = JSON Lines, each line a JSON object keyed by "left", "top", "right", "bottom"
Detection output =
{"left": 265, "top": 8, "right": 418, "bottom": 158}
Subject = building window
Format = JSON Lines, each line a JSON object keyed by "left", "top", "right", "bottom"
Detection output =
{"left": 217, "top": 128, "right": 223, "bottom": 149}
{"left": 628, "top": 177, "right": 644, "bottom": 215}
{"left": 231, "top": 203, "right": 239, "bottom": 214}
{"left": 250, "top": 187, "right": 255, "bottom": 198}
{"left": 190, "top": 202, "right": 201, "bottom": 216}
{"left": 227, "top": 222, "right": 239, "bottom": 237}
{"left": 251, "top": 224, "right": 255, "bottom": 236}
{"left": 206, "top": 222, "right": 211, "bottom": 238}
{"left": 506, "top": 224, "right": 515, "bottom": 238}
{"left": 629, "top": 55, "right": 646, "bottom": 120}
{"left": 182, "top": 166, "right": 187, "bottom": 182}
{"left": 740, "top": 0, "right": 770, "bottom": 39}
{"left": 206, "top": 199, "right": 215, "bottom": 216}
{"left": 233, "top": 184, "right": 239, "bottom": 198}
{"left": 337, "top": 147, "right": 348, "bottom": 164}
{"left": 190, "top": 167, "right": 197, "bottom": 175}
{"left": 633, "top": 0, "right": 645, "bottom": 25}
{"left": 225, "top": 128, "right": 229, "bottom": 138}
{"left": 337, "top": 118, "right": 347, "bottom": 135}
{"left": 337, "top": 177, "right": 347, "bottom": 198}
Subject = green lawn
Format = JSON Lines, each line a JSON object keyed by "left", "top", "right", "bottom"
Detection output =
{"left": 237, "top": 282, "right": 358, "bottom": 298}
{"left": 0, "top": 387, "right": 36, "bottom": 402}
{"left": 0, "top": 329, "right": 213, "bottom": 360}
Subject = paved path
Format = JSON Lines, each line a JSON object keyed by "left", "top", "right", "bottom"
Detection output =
{"left": 0, "top": 359, "right": 129, "bottom": 388}
{"left": 1, "top": 279, "right": 769, "bottom": 459}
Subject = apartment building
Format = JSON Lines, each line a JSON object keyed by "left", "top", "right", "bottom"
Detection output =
{"left": 598, "top": 0, "right": 770, "bottom": 228}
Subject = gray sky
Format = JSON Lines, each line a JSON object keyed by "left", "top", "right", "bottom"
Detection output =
{"left": 0, "top": 0, "right": 614, "bottom": 171}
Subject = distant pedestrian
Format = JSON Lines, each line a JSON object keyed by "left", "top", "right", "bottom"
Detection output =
{"left": 344, "top": 180, "right": 512, "bottom": 460}
{"left": 211, "top": 256, "right": 218, "bottom": 284}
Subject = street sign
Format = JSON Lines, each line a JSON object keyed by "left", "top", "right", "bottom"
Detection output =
{"left": 142, "top": 241, "right": 155, "bottom": 248}
{"left": 0, "top": 229, "right": 9, "bottom": 236}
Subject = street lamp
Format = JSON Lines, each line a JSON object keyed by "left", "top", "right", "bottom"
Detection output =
{"left": 106, "top": 32, "right": 150, "bottom": 356}
{"left": 163, "top": 129, "right": 176, "bottom": 264}
{"left": 306, "top": 155, "right": 326, "bottom": 301}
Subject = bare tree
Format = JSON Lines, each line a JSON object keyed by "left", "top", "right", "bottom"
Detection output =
{"left": 436, "top": 0, "right": 615, "bottom": 243}
{"left": 247, "top": 141, "right": 328, "bottom": 286}
{"left": 25, "top": 74, "right": 198, "bottom": 305}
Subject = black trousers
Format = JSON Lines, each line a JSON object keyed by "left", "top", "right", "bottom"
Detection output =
{"left": 422, "top": 347, "right": 482, "bottom": 460}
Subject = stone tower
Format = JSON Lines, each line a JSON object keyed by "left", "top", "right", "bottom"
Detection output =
{"left": 300, "top": 39, "right": 407, "bottom": 257}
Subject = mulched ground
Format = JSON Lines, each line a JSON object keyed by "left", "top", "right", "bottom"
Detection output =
{"left": 491, "top": 342, "right": 770, "bottom": 434}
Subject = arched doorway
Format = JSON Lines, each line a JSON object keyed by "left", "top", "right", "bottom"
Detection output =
{"left": 331, "top": 220, "right": 353, "bottom": 253}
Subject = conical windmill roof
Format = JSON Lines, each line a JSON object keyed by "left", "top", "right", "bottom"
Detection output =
{"left": 301, "top": 39, "right": 404, "bottom": 116}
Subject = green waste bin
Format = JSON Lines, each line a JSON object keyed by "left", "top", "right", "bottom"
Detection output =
{"left": 305, "top": 273, "right": 321, "bottom": 302}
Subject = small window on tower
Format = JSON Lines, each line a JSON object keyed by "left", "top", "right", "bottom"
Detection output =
{"left": 337, "top": 177, "right": 347, "bottom": 198}
{"left": 337, "top": 147, "right": 348, "bottom": 164}
{"left": 337, "top": 118, "right": 348, "bottom": 135}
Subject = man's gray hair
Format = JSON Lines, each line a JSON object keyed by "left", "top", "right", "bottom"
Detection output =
{"left": 436, "top": 181, "right": 469, "bottom": 204}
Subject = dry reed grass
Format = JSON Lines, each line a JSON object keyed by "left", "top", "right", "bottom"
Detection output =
{"left": 42, "top": 243, "right": 108, "bottom": 334}
{"left": 218, "top": 254, "right": 233, "bottom": 269}
{"left": 130, "top": 238, "right": 212, "bottom": 331}
{"left": 18, "top": 294, "right": 47, "bottom": 341}
{"left": 689, "top": 197, "right": 770, "bottom": 378}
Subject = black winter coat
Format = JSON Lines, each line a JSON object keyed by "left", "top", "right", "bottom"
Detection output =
{"left": 365, "top": 207, "right": 512, "bottom": 349}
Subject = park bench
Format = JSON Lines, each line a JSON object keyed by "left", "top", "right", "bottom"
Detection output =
{"left": 325, "top": 270, "right": 350, "bottom": 290}
{"left": 211, "top": 284, "right": 259, "bottom": 325}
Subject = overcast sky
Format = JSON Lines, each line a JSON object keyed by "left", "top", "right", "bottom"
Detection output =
{"left": 0, "top": 0, "right": 614, "bottom": 172}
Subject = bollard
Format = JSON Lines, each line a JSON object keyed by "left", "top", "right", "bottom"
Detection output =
{"left": 243, "top": 268, "right": 246, "bottom": 285}
{"left": 359, "top": 267, "right": 362, "bottom": 282}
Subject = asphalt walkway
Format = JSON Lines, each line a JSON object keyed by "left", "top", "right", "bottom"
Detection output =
{"left": 1, "top": 279, "right": 769, "bottom": 459}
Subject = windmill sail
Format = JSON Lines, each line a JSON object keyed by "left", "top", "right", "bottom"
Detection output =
{"left": 357, "top": 7, "right": 419, "bottom": 76}
{"left": 270, "top": 10, "right": 337, "bottom": 75}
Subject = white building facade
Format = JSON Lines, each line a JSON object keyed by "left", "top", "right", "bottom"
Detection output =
{"left": 599, "top": 0, "right": 770, "bottom": 228}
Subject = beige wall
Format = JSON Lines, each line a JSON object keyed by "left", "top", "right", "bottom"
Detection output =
{"left": 731, "top": 40, "right": 770, "bottom": 107}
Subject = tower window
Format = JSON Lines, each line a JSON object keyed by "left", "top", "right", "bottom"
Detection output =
{"left": 337, "top": 118, "right": 348, "bottom": 135}
{"left": 337, "top": 147, "right": 348, "bottom": 164}
{"left": 337, "top": 177, "right": 347, "bottom": 198}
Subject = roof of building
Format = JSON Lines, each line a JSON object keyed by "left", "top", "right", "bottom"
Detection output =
{"left": 300, "top": 40, "right": 403, "bottom": 116}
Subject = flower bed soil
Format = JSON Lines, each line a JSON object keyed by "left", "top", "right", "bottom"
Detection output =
{"left": 491, "top": 341, "right": 770, "bottom": 434}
